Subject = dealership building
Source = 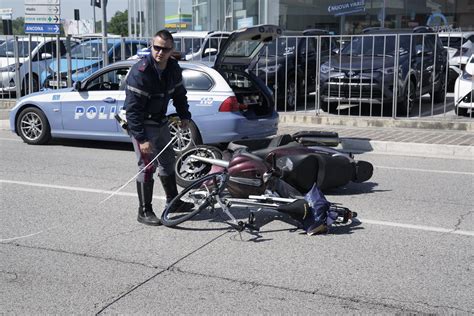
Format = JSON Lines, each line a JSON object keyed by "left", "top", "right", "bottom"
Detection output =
{"left": 128, "top": 0, "right": 474, "bottom": 37}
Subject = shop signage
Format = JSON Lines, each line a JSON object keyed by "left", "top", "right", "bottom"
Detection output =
{"left": 328, "top": 0, "right": 365, "bottom": 16}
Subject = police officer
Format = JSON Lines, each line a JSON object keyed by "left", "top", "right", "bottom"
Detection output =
{"left": 125, "top": 29, "right": 193, "bottom": 226}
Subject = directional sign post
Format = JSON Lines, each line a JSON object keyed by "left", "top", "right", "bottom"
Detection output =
{"left": 24, "top": 0, "right": 61, "bottom": 34}
{"left": 24, "top": 0, "right": 60, "bottom": 4}
{"left": 25, "top": 5, "right": 60, "bottom": 15}
{"left": 25, "top": 23, "right": 60, "bottom": 34}
{"left": 0, "top": 8, "right": 13, "bottom": 15}
{"left": 25, "top": 15, "right": 60, "bottom": 24}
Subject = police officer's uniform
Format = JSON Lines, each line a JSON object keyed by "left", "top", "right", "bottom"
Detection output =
{"left": 125, "top": 54, "right": 192, "bottom": 225}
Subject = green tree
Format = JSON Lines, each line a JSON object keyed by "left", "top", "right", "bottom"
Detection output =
{"left": 0, "top": 17, "right": 25, "bottom": 35}
{"left": 12, "top": 17, "right": 25, "bottom": 35}
{"left": 108, "top": 10, "right": 128, "bottom": 36}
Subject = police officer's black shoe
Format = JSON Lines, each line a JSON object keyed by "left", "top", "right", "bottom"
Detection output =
{"left": 160, "top": 174, "right": 195, "bottom": 213}
{"left": 137, "top": 207, "right": 162, "bottom": 226}
{"left": 136, "top": 181, "right": 162, "bottom": 226}
{"left": 166, "top": 200, "right": 195, "bottom": 213}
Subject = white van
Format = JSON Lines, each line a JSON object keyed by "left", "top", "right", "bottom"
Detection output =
{"left": 172, "top": 31, "right": 230, "bottom": 61}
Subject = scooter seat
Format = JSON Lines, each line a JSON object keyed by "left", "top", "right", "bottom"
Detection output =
{"left": 227, "top": 134, "right": 294, "bottom": 153}
{"left": 252, "top": 141, "right": 301, "bottom": 159}
{"left": 281, "top": 154, "right": 319, "bottom": 193}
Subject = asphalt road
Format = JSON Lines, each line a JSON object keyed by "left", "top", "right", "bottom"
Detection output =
{"left": 1, "top": 130, "right": 473, "bottom": 314}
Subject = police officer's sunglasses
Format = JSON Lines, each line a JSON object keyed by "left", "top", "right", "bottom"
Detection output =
{"left": 153, "top": 45, "right": 173, "bottom": 53}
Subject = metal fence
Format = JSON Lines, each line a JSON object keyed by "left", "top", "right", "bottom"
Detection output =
{"left": 1, "top": 32, "right": 473, "bottom": 119}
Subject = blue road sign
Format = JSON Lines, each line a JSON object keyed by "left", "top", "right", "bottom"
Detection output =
{"left": 24, "top": 23, "right": 60, "bottom": 34}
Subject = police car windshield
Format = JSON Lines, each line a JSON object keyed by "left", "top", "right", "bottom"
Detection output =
{"left": 0, "top": 40, "right": 39, "bottom": 57}
{"left": 70, "top": 41, "right": 114, "bottom": 59}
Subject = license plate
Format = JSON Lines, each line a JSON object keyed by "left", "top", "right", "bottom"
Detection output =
{"left": 49, "top": 80, "right": 67, "bottom": 88}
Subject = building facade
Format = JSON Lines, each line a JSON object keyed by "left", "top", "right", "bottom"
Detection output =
{"left": 127, "top": 0, "right": 474, "bottom": 37}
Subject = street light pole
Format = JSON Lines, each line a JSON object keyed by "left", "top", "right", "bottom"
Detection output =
{"left": 178, "top": 0, "right": 181, "bottom": 32}
{"left": 93, "top": 2, "right": 96, "bottom": 33}
{"left": 102, "top": 0, "right": 108, "bottom": 67}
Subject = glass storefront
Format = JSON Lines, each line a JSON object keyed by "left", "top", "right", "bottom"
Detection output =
{"left": 129, "top": 0, "right": 474, "bottom": 37}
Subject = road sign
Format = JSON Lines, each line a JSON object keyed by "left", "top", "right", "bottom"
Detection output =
{"left": 24, "top": 0, "right": 60, "bottom": 4}
{"left": 25, "top": 5, "right": 60, "bottom": 15}
{"left": 24, "top": 23, "right": 60, "bottom": 34}
{"left": 0, "top": 8, "right": 13, "bottom": 15}
{"left": 25, "top": 14, "right": 60, "bottom": 24}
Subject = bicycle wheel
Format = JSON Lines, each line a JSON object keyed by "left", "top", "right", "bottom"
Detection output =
{"left": 161, "top": 172, "right": 228, "bottom": 227}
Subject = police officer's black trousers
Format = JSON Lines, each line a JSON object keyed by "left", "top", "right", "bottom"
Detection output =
{"left": 159, "top": 174, "right": 179, "bottom": 204}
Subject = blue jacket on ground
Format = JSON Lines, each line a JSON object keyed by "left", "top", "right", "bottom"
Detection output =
{"left": 125, "top": 54, "right": 191, "bottom": 143}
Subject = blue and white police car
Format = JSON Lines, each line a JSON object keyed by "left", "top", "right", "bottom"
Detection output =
{"left": 9, "top": 25, "right": 281, "bottom": 153}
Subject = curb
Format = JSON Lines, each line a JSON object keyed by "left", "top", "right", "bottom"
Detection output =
{"left": 279, "top": 113, "right": 474, "bottom": 132}
{"left": 0, "top": 120, "right": 10, "bottom": 131}
{"left": 340, "top": 138, "right": 474, "bottom": 160}
{"left": 0, "top": 100, "right": 15, "bottom": 110}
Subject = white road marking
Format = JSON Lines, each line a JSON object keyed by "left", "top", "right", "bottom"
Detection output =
{"left": 361, "top": 219, "right": 474, "bottom": 237}
{"left": 0, "top": 179, "right": 165, "bottom": 200}
{"left": 376, "top": 166, "right": 474, "bottom": 176}
{"left": 1, "top": 179, "right": 473, "bottom": 238}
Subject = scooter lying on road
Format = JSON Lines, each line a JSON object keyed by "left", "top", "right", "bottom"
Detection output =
{"left": 163, "top": 138, "right": 361, "bottom": 234}
{"left": 174, "top": 131, "right": 373, "bottom": 191}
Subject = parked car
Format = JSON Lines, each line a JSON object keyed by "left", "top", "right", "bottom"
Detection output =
{"left": 319, "top": 26, "right": 448, "bottom": 116}
{"left": 0, "top": 36, "right": 78, "bottom": 95}
{"left": 173, "top": 31, "right": 230, "bottom": 61}
{"left": 255, "top": 29, "right": 337, "bottom": 110}
{"left": 438, "top": 31, "right": 474, "bottom": 89}
{"left": 454, "top": 53, "right": 474, "bottom": 116}
{"left": 9, "top": 25, "right": 281, "bottom": 153}
{"left": 130, "top": 31, "right": 230, "bottom": 63}
{"left": 45, "top": 38, "right": 148, "bottom": 89}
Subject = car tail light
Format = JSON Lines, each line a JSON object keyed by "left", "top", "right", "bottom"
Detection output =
{"left": 219, "top": 96, "right": 244, "bottom": 112}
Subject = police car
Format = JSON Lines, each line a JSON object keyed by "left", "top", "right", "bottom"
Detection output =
{"left": 9, "top": 25, "right": 281, "bottom": 153}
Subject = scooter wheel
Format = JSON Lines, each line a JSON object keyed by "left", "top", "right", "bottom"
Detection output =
{"left": 353, "top": 160, "right": 373, "bottom": 183}
{"left": 175, "top": 145, "right": 224, "bottom": 188}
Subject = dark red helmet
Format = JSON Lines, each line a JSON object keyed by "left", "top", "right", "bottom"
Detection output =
{"left": 227, "top": 153, "right": 268, "bottom": 198}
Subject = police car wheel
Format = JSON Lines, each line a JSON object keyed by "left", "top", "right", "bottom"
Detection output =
{"left": 16, "top": 107, "right": 52, "bottom": 145}
{"left": 168, "top": 119, "right": 201, "bottom": 155}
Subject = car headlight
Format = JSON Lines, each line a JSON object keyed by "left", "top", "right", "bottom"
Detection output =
{"left": 320, "top": 64, "right": 335, "bottom": 74}
{"left": 462, "top": 71, "right": 473, "bottom": 80}
{"left": 0, "top": 63, "right": 21, "bottom": 72}
{"left": 260, "top": 64, "right": 281, "bottom": 73}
